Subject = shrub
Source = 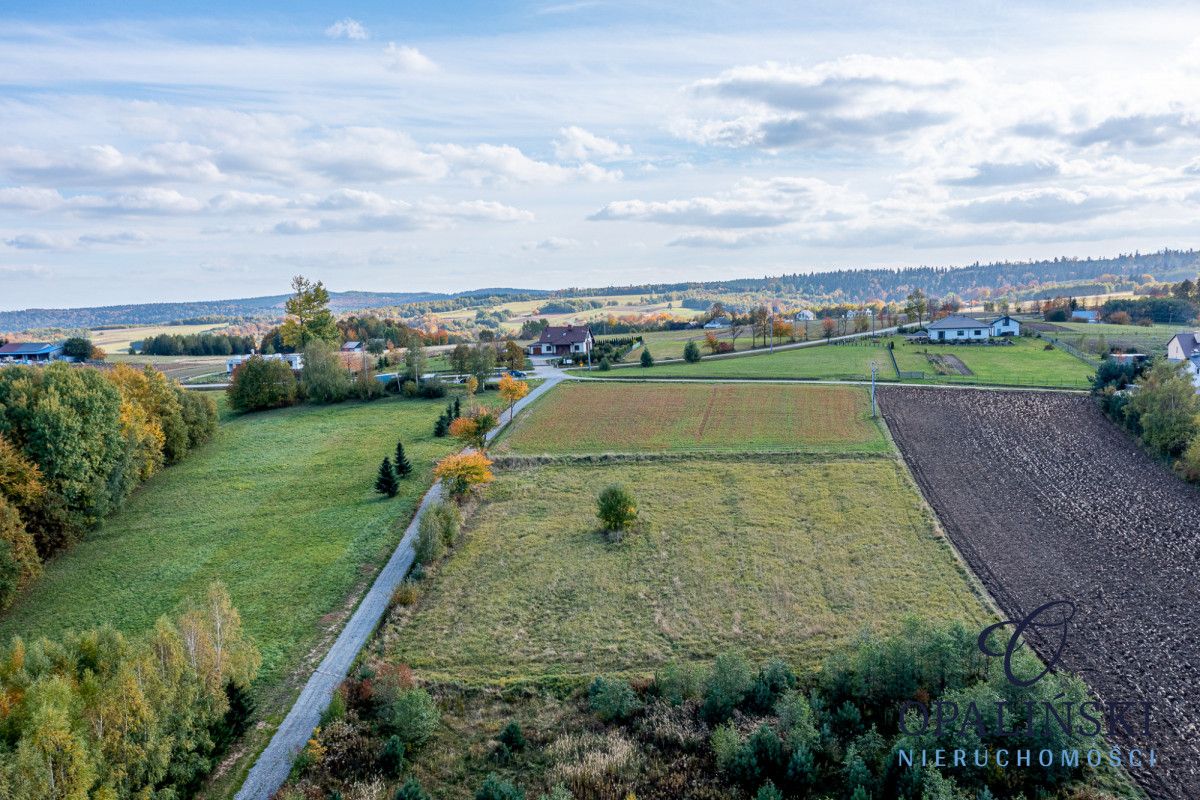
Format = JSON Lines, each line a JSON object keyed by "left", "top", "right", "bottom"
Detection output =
{"left": 683, "top": 341, "right": 701, "bottom": 362}
{"left": 711, "top": 723, "right": 741, "bottom": 772}
{"left": 415, "top": 510, "right": 444, "bottom": 565}
{"left": 378, "top": 735, "right": 406, "bottom": 778}
{"left": 402, "top": 380, "right": 418, "bottom": 397}
{"left": 598, "top": 357, "right": 611, "bottom": 371}
{"left": 301, "top": 340, "right": 351, "bottom": 403}
{"left": 425, "top": 500, "right": 462, "bottom": 547}
{"left": 227, "top": 356, "right": 297, "bottom": 412}
{"left": 640, "top": 348, "right": 654, "bottom": 367}
{"left": 755, "top": 781, "right": 783, "bottom": 800}
{"left": 395, "top": 777, "right": 433, "bottom": 800}
{"left": 434, "top": 452, "right": 494, "bottom": 497}
{"left": 476, "top": 774, "right": 524, "bottom": 800}
{"left": 702, "top": 652, "right": 753, "bottom": 723}
{"left": 750, "top": 658, "right": 796, "bottom": 711}
{"left": 596, "top": 484, "right": 637, "bottom": 532}
{"left": 434, "top": 413, "right": 449, "bottom": 437}
{"left": 387, "top": 687, "right": 440, "bottom": 750}
{"left": 498, "top": 720, "right": 527, "bottom": 751}
{"left": 390, "top": 581, "right": 420, "bottom": 608}
{"left": 588, "top": 676, "right": 641, "bottom": 722}
{"left": 419, "top": 379, "right": 447, "bottom": 399}
{"left": 654, "top": 660, "right": 702, "bottom": 705}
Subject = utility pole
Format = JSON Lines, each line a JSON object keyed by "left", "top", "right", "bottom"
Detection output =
{"left": 869, "top": 360, "right": 878, "bottom": 417}
{"left": 769, "top": 309, "right": 775, "bottom": 353}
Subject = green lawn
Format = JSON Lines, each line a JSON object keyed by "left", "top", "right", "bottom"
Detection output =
{"left": 601, "top": 325, "right": 825, "bottom": 362}
{"left": 382, "top": 459, "right": 988, "bottom": 684}
{"left": 0, "top": 391, "right": 500, "bottom": 692}
{"left": 1051, "top": 321, "right": 1185, "bottom": 356}
{"left": 496, "top": 381, "right": 889, "bottom": 454}
{"left": 581, "top": 335, "right": 1094, "bottom": 388}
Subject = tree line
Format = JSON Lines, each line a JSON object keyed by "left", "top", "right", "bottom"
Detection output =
{"left": 0, "top": 363, "right": 217, "bottom": 608}
{"left": 140, "top": 332, "right": 258, "bottom": 356}
{"left": 0, "top": 582, "right": 260, "bottom": 799}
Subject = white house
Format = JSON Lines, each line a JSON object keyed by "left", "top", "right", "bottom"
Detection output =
{"left": 989, "top": 315, "right": 1021, "bottom": 337}
{"left": 526, "top": 324, "right": 594, "bottom": 358}
{"left": 703, "top": 316, "right": 731, "bottom": 329}
{"left": 795, "top": 310, "right": 816, "bottom": 321}
{"left": 226, "top": 352, "right": 304, "bottom": 374}
{"left": 925, "top": 314, "right": 992, "bottom": 341}
{"left": 1071, "top": 309, "right": 1099, "bottom": 323}
{"left": 1166, "top": 332, "right": 1200, "bottom": 388}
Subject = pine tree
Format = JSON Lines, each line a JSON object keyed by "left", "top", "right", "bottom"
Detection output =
{"left": 434, "top": 413, "right": 449, "bottom": 437}
{"left": 375, "top": 457, "right": 399, "bottom": 497}
{"left": 395, "top": 442, "right": 413, "bottom": 478}
{"left": 453, "top": 397, "right": 462, "bottom": 418}
{"left": 641, "top": 348, "right": 655, "bottom": 367}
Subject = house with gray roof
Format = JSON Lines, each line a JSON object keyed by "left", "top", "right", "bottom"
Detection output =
{"left": 925, "top": 314, "right": 1020, "bottom": 342}
{"left": 0, "top": 342, "right": 65, "bottom": 363}
{"left": 1166, "top": 332, "right": 1200, "bottom": 388}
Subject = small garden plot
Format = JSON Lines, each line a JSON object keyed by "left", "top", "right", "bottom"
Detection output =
{"left": 496, "top": 381, "right": 889, "bottom": 454}
{"left": 891, "top": 335, "right": 1095, "bottom": 387}
{"left": 381, "top": 459, "right": 988, "bottom": 684}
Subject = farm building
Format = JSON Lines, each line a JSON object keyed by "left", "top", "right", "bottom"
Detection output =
{"left": 340, "top": 341, "right": 363, "bottom": 352}
{"left": 226, "top": 352, "right": 304, "bottom": 374}
{"left": 527, "top": 324, "right": 594, "bottom": 357}
{"left": 925, "top": 314, "right": 1020, "bottom": 341}
{"left": 0, "top": 342, "right": 65, "bottom": 363}
{"left": 703, "top": 316, "right": 731, "bottom": 329}
{"left": 1071, "top": 309, "right": 1099, "bottom": 323}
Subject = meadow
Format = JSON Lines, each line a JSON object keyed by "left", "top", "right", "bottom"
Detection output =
{"left": 88, "top": 322, "right": 225, "bottom": 353}
{"left": 496, "top": 381, "right": 889, "bottom": 454}
{"left": 0, "top": 390, "right": 501, "bottom": 695}
{"left": 590, "top": 334, "right": 1096, "bottom": 388}
{"left": 381, "top": 458, "right": 988, "bottom": 684}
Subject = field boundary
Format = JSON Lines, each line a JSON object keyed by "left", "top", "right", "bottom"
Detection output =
{"left": 567, "top": 374, "right": 1090, "bottom": 393}
{"left": 492, "top": 450, "right": 892, "bottom": 468}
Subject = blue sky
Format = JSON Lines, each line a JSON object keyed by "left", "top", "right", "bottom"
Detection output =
{"left": 2, "top": 1, "right": 1200, "bottom": 309}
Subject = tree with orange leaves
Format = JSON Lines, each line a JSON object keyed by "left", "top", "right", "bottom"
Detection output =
{"left": 449, "top": 408, "right": 499, "bottom": 450}
{"left": 433, "top": 452, "right": 494, "bottom": 497}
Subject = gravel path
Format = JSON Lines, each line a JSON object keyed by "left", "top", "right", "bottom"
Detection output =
{"left": 234, "top": 368, "right": 565, "bottom": 800}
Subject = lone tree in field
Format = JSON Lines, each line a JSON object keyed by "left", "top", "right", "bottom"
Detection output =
{"left": 434, "top": 452, "right": 494, "bottom": 497}
{"left": 683, "top": 341, "right": 701, "bottom": 363}
{"left": 597, "top": 484, "right": 637, "bottom": 532}
{"left": 450, "top": 409, "right": 499, "bottom": 451}
{"left": 498, "top": 374, "right": 530, "bottom": 421}
{"left": 375, "top": 457, "right": 399, "bottom": 497}
{"left": 280, "top": 275, "right": 339, "bottom": 350}
{"left": 640, "top": 348, "right": 654, "bottom": 368}
{"left": 394, "top": 442, "right": 413, "bottom": 478}
{"left": 821, "top": 317, "right": 837, "bottom": 341}
{"left": 905, "top": 288, "right": 928, "bottom": 328}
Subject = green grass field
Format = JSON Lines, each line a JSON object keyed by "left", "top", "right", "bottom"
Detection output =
{"left": 1050, "top": 321, "right": 1186, "bottom": 356}
{"left": 0, "top": 391, "right": 500, "bottom": 692}
{"left": 89, "top": 323, "right": 225, "bottom": 353}
{"left": 496, "top": 381, "right": 889, "bottom": 454}
{"left": 582, "top": 335, "right": 1095, "bottom": 387}
{"left": 382, "top": 459, "right": 987, "bottom": 684}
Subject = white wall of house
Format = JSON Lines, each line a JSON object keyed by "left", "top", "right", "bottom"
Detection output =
{"left": 990, "top": 317, "right": 1020, "bottom": 336}
{"left": 1167, "top": 335, "right": 1194, "bottom": 361}
{"left": 930, "top": 326, "right": 989, "bottom": 341}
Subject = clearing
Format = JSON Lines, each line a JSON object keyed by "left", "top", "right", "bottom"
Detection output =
{"left": 380, "top": 458, "right": 987, "bottom": 685}
{"left": 496, "top": 381, "right": 889, "bottom": 454}
{"left": 880, "top": 387, "right": 1200, "bottom": 799}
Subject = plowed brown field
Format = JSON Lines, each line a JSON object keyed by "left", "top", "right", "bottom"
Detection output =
{"left": 879, "top": 387, "right": 1200, "bottom": 799}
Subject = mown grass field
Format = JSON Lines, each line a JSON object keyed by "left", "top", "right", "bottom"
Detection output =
{"left": 382, "top": 459, "right": 988, "bottom": 684}
{"left": 89, "top": 322, "right": 225, "bottom": 353}
{"left": 496, "top": 381, "right": 889, "bottom": 454}
{"left": 1052, "top": 321, "right": 1185, "bottom": 356}
{"left": 589, "top": 335, "right": 1095, "bottom": 387}
{"left": 0, "top": 391, "right": 501, "bottom": 693}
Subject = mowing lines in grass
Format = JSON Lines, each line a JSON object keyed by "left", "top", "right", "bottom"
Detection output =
{"left": 497, "top": 381, "right": 888, "bottom": 454}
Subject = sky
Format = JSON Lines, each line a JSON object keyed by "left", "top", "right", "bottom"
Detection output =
{"left": 2, "top": 0, "right": 1200, "bottom": 309}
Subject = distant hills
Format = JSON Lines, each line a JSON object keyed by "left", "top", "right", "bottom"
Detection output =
{"left": 0, "top": 288, "right": 547, "bottom": 331}
{"left": 5, "top": 250, "right": 1199, "bottom": 332}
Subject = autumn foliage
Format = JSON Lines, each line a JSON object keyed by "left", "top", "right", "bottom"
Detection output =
{"left": 434, "top": 452, "right": 494, "bottom": 496}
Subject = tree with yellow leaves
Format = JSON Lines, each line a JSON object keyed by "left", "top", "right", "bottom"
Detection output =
{"left": 498, "top": 373, "right": 530, "bottom": 421}
{"left": 449, "top": 409, "right": 499, "bottom": 451}
{"left": 433, "top": 452, "right": 494, "bottom": 497}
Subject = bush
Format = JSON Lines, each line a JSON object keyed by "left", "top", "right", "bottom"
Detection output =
{"left": 598, "top": 357, "right": 611, "bottom": 371}
{"left": 419, "top": 379, "right": 448, "bottom": 399}
{"left": 425, "top": 500, "right": 462, "bottom": 547}
{"left": 498, "top": 720, "right": 526, "bottom": 751}
{"left": 395, "top": 777, "right": 433, "bottom": 800}
{"left": 378, "top": 734, "right": 406, "bottom": 778}
{"left": 750, "top": 657, "right": 796, "bottom": 711}
{"left": 596, "top": 484, "right": 637, "bottom": 532}
{"left": 702, "top": 652, "right": 753, "bottom": 723}
{"left": 588, "top": 676, "right": 641, "bottom": 722}
{"left": 227, "top": 356, "right": 297, "bottom": 412}
{"left": 640, "top": 348, "right": 654, "bottom": 367}
{"left": 654, "top": 660, "right": 702, "bottom": 705}
{"left": 301, "top": 340, "right": 351, "bottom": 404}
{"left": 683, "top": 341, "right": 701, "bottom": 362}
{"left": 390, "top": 580, "right": 420, "bottom": 608}
{"left": 387, "top": 688, "right": 440, "bottom": 750}
{"left": 476, "top": 773, "right": 525, "bottom": 800}
{"left": 415, "top": 510, "right": 444, "bottom": 565}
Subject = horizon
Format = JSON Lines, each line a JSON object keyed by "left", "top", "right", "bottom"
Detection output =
{"left": 5, "top": 1, "right": 1200, "bottom": 309}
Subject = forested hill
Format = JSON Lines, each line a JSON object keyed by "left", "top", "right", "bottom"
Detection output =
{"left": 562, "top": 249, "right": 1200, "bottom": 303}
{"left": 0, "top": 288, "right": 545, "bottom": 330}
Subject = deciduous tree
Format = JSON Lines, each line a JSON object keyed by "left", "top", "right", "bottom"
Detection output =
{"left": 433, "top": 452, "right": 494, "bottom": 497}
{"left": 497, "top": 374, "right": 530, "bottom": 421}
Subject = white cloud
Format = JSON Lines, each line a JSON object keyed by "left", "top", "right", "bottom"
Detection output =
{"left": 554, "top": 126, "right": 631, "bottom": 161}
{"left": 383, "top": 43, "right": 436, "bottom": 73}
{"left": 325, "top": 18, "right": 368, "bottom": 40}
{"left": 945, "top": 187, "right": 1159, "bottom": 224}
{"left": 434, "top": 143, "right": 620, "bottom": 185}
{"left": 524, "top": 236, "right": 580, "bottom": 251}
{"left": 0, "top": 143, "right": 222, "bottom": 186}
{"left": 274, "top": 193, "right": 533, "bottom": 234}
{"left": 590, "top": 197, "right": 792, "bottom": 227}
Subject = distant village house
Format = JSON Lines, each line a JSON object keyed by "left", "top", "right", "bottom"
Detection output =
{"left": 1166, "top": 332, "right": 1200, "bottom": 388}
{"left": 226, "top": 352, "right": 304, "bottom": 374}
{"left": 0, "top": 342, "right": 65, "bottom": 363}
{"left": 924, "top": 314, "right": 1020, "bottom": 341}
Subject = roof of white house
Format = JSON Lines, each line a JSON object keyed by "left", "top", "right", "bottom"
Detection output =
{"left": 535, "top": 324, "right": 592, "bottom": 345}
{"left": 926, "top": 314, "right": 988, "bottom": 330}
{"left": 1170, "top": 332, "right": 1200, "bottom": 358}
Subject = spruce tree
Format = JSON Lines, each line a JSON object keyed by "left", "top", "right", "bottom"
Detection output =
{"left": 434, "top": 413, "right": 449, "bottom": 437}
{"left": 453, "top": 397, "right": 462, "bottom": 418}
{"left": 395, "top": 442, "right": 413, "bottom": 478}
{"left": 641, "top": 347, "right": 655, "bottom": 367}
{"left": 375, "top": 457, "right": 399, "bottom": 497}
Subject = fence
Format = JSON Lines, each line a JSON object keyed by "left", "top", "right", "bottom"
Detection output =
{"left": 1034, "top": 333, "right": 1102, "bottom": 368}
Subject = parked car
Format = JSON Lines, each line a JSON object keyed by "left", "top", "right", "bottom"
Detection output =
{"left": 507, "top": 369, "right": 528, "bottom": 378}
